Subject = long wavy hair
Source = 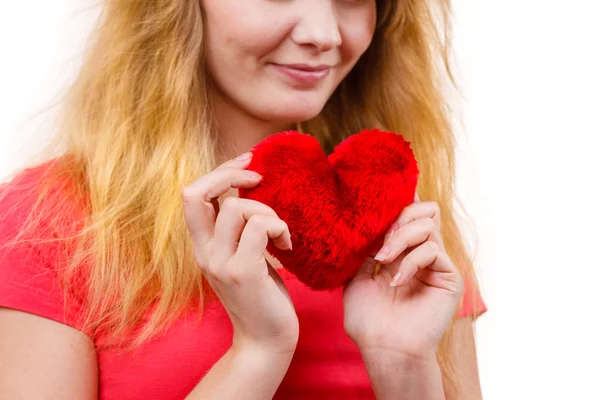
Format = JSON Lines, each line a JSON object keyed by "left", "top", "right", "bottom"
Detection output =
{"left": 1, "top": 0, "right": 482, "bottom": 396}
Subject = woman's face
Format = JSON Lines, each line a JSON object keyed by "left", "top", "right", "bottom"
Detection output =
{"left": 202, "top": 0, "right": 377, "bottom": 124}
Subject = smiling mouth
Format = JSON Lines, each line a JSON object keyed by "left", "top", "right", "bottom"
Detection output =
{"left": 268, "top": 63, "right": 332, "bottom": 86}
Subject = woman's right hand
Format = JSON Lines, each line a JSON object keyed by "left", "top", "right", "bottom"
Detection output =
{"left": 182, "top": 152, "right": 298, "bottom": 355}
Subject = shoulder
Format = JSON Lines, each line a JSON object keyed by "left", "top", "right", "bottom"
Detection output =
{"left": 0, "top": 157, "right": 86, "bottom": 243}
{"left": 0, "top": 157, "right": 90, "bottom": 334}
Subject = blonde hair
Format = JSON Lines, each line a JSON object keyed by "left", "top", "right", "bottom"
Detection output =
{"left": 2, "top": 0, "right": 483, "bottom": 396}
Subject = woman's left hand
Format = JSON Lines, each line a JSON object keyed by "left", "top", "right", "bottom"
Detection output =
{"left": 343, "top": 193, "right": 464, "bottom": 362}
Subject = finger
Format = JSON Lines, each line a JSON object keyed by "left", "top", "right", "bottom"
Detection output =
{"left": 382, "top": 219, "right": 401, "bottom": 244}
{"left": 382, "top": 198, "right": 440, "bottom": 244}
{"left": 193, "top": 167, "right": 263, "bottom": 202}
{"left": 236, "top": 215, "right": 292, "bottom": 264}
{"left": 384, "top": 202, "right": 441, "bottom": 244}
{"left": 216, "top": 151, "right": 255, "bottom": 171}
{"left": 375, "top": 218, "right": 444, "bottom": 263}
{"left": 182, "top": 166, "right": 263, "bottom": 244}
{"left": 211, "top": 153, "right": 255, "bottom": 215}
{"left": 398, "top": 200, "right": 440, "bottom": 231}
{"left": 211, "top": 197, "right": 280, "bottom": 265}
{"left": 390, "top": 241, "right": 458, "bottom": 289}
{"left": 378, "top": 246, "right": 411, "bottom": 278}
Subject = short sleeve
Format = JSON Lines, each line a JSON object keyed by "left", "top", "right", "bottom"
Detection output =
{"left": 455, "top": 276, "right": 487, "bottom": 320}
{"left": 0, "top": 164, "right": 88, "bottom": 335}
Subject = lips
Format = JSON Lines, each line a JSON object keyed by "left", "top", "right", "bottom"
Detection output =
{"left": 276, "top": 63, "right": 331, "bottom": 72}
{"left": 269, "top": 63, "right": 332, "bottom": 85}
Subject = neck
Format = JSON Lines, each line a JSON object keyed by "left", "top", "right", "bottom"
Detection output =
{"left": 211, "top": 89, "right": 294, "bottom": 164}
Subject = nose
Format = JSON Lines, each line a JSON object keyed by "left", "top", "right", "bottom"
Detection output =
{"left": 290, "top": 2, "right": 342, "bottom": 52}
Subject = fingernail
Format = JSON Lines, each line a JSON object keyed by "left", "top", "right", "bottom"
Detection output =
{"left": 374, "top": 245, "right": 390, "bottom": 262}
{"left": 237, "top": 152, "right": 253, "bottom": 162}
{"left": 390, "top": 272, "right": 403, "bottom": 287}
{"left": 245, "top": 170, "right": 262, "bottom": 180}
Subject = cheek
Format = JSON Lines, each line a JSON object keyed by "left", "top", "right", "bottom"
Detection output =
{"left": 340, "top": 8, "right": 377, "bottom": 62}
{"left": 204, "top": 5, "right": 289, "bottom": 73}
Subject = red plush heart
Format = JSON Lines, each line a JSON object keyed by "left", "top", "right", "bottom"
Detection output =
{"left": 238, "top": 129, "right": 419, "bottom": 290}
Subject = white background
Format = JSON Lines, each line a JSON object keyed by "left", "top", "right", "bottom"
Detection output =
{"left": 1, "top": 1, "right": 599, "bottom": 398}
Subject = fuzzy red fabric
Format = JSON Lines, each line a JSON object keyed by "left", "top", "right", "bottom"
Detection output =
{"left": 238, "top": 129, "right": 419, "bottom": 290}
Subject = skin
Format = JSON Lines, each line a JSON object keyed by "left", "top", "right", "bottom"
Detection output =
{"left": 344, "top": 193, "right": 470, "bottom": 399}
{"left": 205, "top": 0, "right": 377, "bottom": 160}
{"left": 0, "top": 0, "right": 484, "bottom": 398}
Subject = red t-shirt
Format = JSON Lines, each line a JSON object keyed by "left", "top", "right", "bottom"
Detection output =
{"left": 0, "top": 163, "right": 487, "bottom": 400}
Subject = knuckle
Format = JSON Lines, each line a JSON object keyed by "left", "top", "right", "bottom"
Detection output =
{"left": 247, "top": 214, "right": 268, "bottom": 231}
{"left": 399, "top": 209, "right": 412, "bottom": 223}
{"left": 423, "top": 217, "right": 437, "bottom": 232}
{"left": 273, "top": 217, "right": 285, "bottom": 229}
{"left": 432, "top": 204, "right": 442, "bottom": 224}
{"left": 203, "top": 247, "right": 222, "bottom": 275}
{"left": 248, "top": 200, "right": 277, "bottom": 217}
{"left": 181, "top": 185, "right": 200, "bottom": 203}
{"left": 182, "top": 180, "right": 212, "bottom": 204}
{"left": 192, "top": 244, "right": 210, "bottom": 267}
{"left": 217, "top": 256, "right": 246, "bottom": 284}
{"left": 206, "top": 257, "right": 221, "bottom": 277}
{"left": 226, "top": 269, "right": 245, "bottom": 285}
{"left": 221, "top": 196, "right": 239, "bottom": 211}
{"left": 194, "top": 252, "right": 208, "bottom": 270}
{"left": 426, "top": 240, "right": 440, "bottom": 253}
{"left": 265, "top": 204, "right": 279, "bottom": 217}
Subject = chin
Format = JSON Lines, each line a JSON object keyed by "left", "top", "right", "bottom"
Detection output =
{"left": 273, "top": 109, "right": 322, "bottom": 124}
{"left": 257, "top": 97, "right": 328, "bottom": 124}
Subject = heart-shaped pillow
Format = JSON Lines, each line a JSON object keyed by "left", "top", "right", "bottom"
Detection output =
{"left": 238, "top": 129, "right": 419, "bottom": 290}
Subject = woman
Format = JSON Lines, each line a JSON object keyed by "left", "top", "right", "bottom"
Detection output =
{"left": 0, "top": 0, "right": 487, "bottom": 399}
